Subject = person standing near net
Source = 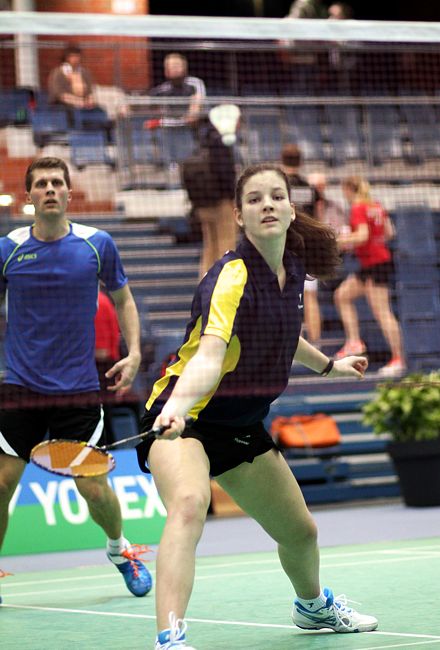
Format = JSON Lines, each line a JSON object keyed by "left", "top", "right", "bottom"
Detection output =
{"left": 0, "top": 157, "right": 152, "bottom": 598}
{"left": 334, "top": 176, "right": 406, "bottom": 377}
{"left": 145, "top": 53, "right": 206, "bottom": 129}
{"left": 136, "top": 163, "right": 378, "bottom": 649}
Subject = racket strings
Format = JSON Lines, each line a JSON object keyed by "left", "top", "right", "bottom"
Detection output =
{"left": 32, "top": 440, "right": 114, "bottom": 477}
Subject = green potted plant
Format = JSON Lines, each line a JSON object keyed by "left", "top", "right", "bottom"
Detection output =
{"left": 363, "top": 371, "right": 440, "bottom": 507}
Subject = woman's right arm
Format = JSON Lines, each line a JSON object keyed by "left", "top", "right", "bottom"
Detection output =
{"left": 154, "top": 334, "right": 227, "bottom": 438}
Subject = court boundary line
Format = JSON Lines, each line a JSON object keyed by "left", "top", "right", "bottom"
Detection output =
{"left": 2, "top": 602, "right": 440, "bottom": 644}
{"left": 4, "top": 550, "right": 440, "bottom": 596}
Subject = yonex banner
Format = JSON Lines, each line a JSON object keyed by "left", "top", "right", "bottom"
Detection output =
{"left": 3, "top": 450, "right": 166, "bottom": 555}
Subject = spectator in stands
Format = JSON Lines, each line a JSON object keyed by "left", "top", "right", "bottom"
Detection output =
{"left": 48, "top": 45, "right": 104, "bottom": 125}
{"left": 278, "top": 1, "right": 326, "bottom": 94}
{"left": 286, "top": 0, "right": 327, "bottom": 18}
{"left": 0, "top": 156, "right": 151, "bottom": 597}
{"left": 181, "top": 106, "right": 239, "bottom": 278}
{"left": 327, "top": 2, "right": 353, "bottom": 19}
{"left": 281, "top": 144, "right": 321, "bottom": 345}
{"left": 334, "top": 176, "right": 406, "bottom": 377}
{"left": 48, "top": 45, "right": 111, "bottom": 132}
{"left": 145, "top": 53, "right": 206, "bottom": 129}
{"left": 136, "top": 163, "right": 377, "bottom": 650}
{"left": 325, "top": 2, "right": 357, "bottom": 93}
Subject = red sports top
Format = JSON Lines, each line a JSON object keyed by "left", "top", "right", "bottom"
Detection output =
{"left": 350, "top": 201, "right": 391, "bottom": 268}
{"left": 94, "top": 291, "right": 120, "bottom": 361}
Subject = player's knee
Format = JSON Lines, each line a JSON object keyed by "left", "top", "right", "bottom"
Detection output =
{"left": 172, "top": 490, "right": 210, "bottom": 527}
{"left": 283, "top": 516, "right": 318, "bottom": 549}
{"left": 75, "top": 478, "right": 110, "bottom": 505}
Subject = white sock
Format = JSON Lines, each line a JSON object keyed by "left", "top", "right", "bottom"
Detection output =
{"left": 296, "top": 591, "right": 327, "bottom": 611}
{"left": 107, "top": 535, "right": 129, "bottom": 564}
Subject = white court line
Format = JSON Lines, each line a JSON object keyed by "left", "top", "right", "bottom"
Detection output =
{"left": 5, "top": 543, "right": 440, "bottom": 589}
{"left": 2, "top": 603, "right": 440, "bottom": 644}
{"left": 4, "top": 551, "right": 440, "bottom": 594}
{"left": 360, "top": 641, "right": 440, "bottom": 650}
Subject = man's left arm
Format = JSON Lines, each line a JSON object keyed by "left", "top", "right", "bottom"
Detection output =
{"left": 107, "top": 284, "right": 141, "bottom": 392}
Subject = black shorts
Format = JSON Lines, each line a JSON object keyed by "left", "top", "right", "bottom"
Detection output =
{"left": 0, "top": 384, "right": 105, "bottom": 462}
{"left": 355, "top": 261, "right": 394, "bottom": 286}
{"left": 137, "top": 412, "right": 279, "bottom": 477}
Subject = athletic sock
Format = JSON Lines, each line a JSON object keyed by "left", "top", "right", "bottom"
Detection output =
{"left": 296, "top": 591, "right": 328, "bottom": 611}
{"left": 107, "top": 535, "right": 129, "bottom": 564}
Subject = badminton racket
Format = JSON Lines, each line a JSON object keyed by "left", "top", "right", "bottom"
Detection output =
{"left": 30, "top": 416, "right": 193, "bottom": 478}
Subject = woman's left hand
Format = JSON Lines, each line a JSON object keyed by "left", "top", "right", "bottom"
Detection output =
{"left": 330, "top": 356, "right": 368, "bottom": 380}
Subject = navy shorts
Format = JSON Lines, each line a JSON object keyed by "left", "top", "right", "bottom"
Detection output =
{"left": 356, "top": 261, "right": 394, "bottom": 286}
{"left": 137, "top": 412, "right": 279, "bottom": 477}
{"left": 0, "top": 384, "right": 105, "bottom": 462}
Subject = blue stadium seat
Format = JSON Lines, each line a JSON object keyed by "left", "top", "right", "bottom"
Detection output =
{"left": 31, "top": 107, "right": 69, "bottom": 147}
{"left": 397, "top": 283, "right": 440, "bottom": 318}
{"left": 246, "top": 108, "right": 283, "bottom": 162}
{"left": 284, "top": 106, "right": 325, "bottom": 161}
{"left": 73, "top": 106, "right": 110, "bottom": 130}
{"left": 365, "top": 105, "right": 404, "bottom": 165}
{"left": 158, "top": 126, "right": 196, "bottom": 164}
{"left": 0, "top": 88, "right": 31, "bottom": 126}
{"left": 324, "top": 106, "right": 365, "bottom": 165}
{"left": 393, "top": 205, "right": 437, "bottom": 259}
{"left": 69, "top": 131, "right": 115, "bottom": 169}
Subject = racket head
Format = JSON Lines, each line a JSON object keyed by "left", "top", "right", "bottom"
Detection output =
{"left": 30, "top": 439, "right": 115, "bottom": 478}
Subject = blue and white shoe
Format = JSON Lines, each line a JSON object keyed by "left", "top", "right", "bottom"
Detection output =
{"left": 155, "top": 612, "right": 196, "bottom": 649}
{"left": 107, "top": 543, "right": 153, "bottom": 597}
{"left": 292, "top": 587, "right": 378, "bottom": 633}
{"left": 0, "top": 569, "right": 13, "bottom": 604}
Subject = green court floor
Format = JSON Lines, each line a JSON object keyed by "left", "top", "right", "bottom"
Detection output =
{"left": 2, "top": 537, "right": 440, "bottom": 649}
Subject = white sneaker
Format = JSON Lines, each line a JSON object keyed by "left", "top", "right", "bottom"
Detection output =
{"left": 292, "top": 587, "right": 378, "bottom": 633}
{"left": 378, "top": 357, "right": 406, "bottom": 378}
{"left": 155, "top": 612, "right": 196, "bottom": 649}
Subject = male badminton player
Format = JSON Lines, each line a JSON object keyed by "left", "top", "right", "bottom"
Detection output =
{"left": 0, "top": 157, "right": 151, "bottom": 599}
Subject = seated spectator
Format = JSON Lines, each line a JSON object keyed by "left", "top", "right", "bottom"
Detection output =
{"left": 48, "top": 45, "right": 97, "bottom": 110}
{"left": 145, "top": 52, "right": 206, "bottom": 129}
{"left": 48, "top": 44, "right": 107, "bottom": 127}
{"left": 334, "top": 176, "right": 406, "bottom": 377}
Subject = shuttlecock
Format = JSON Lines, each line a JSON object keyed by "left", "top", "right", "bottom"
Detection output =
{"left": 209, "top": 104, "right": 240, "bottom": 146}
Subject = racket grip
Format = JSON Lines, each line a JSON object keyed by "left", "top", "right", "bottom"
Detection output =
{"left": 152, "top": 415, "right": 194, "bottom": 438}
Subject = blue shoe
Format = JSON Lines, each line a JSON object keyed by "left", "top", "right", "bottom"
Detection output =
{"left": 107, "top": 544, "right": 153, "bottom": 597}
{"left": 155, "top": 612, "right": 196, "bottom": 649}
{"left": 0, "top": 569, "right": 13, "bottom": 605}
{"left": 292, "top": 587, "right": 378, "bottom": 633}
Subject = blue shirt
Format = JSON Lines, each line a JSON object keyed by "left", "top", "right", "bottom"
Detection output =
{"left": 146, "top": 237, "right": 305, "bottom": 426}
{"left": 0, "top": 222, "right": 127, "bottom": 394}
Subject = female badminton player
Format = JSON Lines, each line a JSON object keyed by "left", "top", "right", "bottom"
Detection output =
{"left": 137, "top": 163, "right": 378, "bottom": 649}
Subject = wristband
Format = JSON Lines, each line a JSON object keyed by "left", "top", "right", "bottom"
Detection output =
{"left": 320, "top": 359, "right": 334, "bottom": 377}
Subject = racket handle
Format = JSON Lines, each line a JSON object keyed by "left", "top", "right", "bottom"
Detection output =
{"left": 152, "top": 415, "right": 194, "bottom": 438}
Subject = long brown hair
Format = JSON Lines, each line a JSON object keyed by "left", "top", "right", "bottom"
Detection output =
{"left": 235, "top": 163, "right": 340, "bottom": 280}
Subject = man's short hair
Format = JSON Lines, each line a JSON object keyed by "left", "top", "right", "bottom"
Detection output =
{"left": 281, "top": 143, "right": 302, "bottom": 168}
{"left": 63, "top": 44, "right": 82, "bottom": 60}
{"left": 25, "top": 157, "right": 71, "bottom": 192}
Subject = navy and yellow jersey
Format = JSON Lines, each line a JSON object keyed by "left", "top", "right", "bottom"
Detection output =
{"left": 147, "top": 237, "right": 306, "bottom": 427}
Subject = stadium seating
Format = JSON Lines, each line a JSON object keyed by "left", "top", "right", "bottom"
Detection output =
{"left": 0, "top": 87, "right": 32, "bottom": 127}
{"left": 30, "top": 107, "right": 69, "bottom": 147}
{"left": 69, "top": 131, "right": 115, "bottom": 169}
{"left": 365, "top": 105, "right": 405, "bottom": 165}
